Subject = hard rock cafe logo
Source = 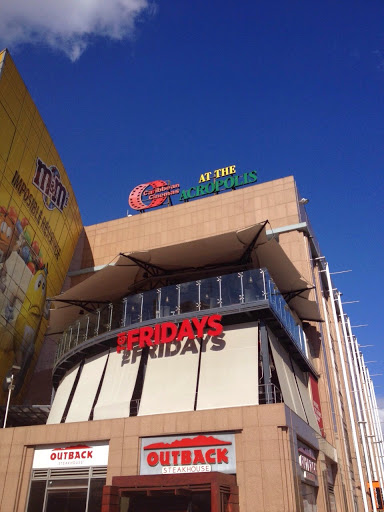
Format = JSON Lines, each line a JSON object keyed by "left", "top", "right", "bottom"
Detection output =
{"left": 128, "top": 180, "right": 180, "bottom": 211}
{"left": 32, "top": 158, "right": 69, "bottom": 213}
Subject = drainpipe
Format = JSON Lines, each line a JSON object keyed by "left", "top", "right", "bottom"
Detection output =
{"left": 324, "top": 262, "right": 369, "bottom": 512}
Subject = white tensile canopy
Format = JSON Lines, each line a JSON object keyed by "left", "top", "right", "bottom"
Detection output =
{"left": 48, "top": 221, "right": 322, "bottom": 335}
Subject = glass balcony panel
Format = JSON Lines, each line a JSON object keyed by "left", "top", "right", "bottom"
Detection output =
{"left": 77, "top": 316, "right": 88, "bottom": 343}
{"left": 87, "top": 312, "right": 99, "bottom": 338}
{"left": 179, "top": 281, "right": 198, "bottom": 314}
{"left": 98, "top": 306, "right": 111, "bottom": 335}
{"left": 159, "top": 285, "right": 178, "bottom": 317}
{"left": 55, "top": 267, "right": 310, "bottom": 368}
{"left": 142, "top": 289, "right": 158, "bottom": 321}
{"left": 124, "top": 294, "right": 142, "bottom": 326}
{"left": 263, "top": 269, "right": 306, "bottom": 355}
{"left": 110, "top": 301, "right": 124, "bottom": 331}
{"left": 68, "top": 325, "right": 76, "bottom": 349}
{"left": 221, "top": 273, "right": 243, "bottom": 306}
{"left": 200, "top": 276, "right": 220, "bottom": 310}
{"left": 243, "top": 269, "right": 265, "bottom": 302}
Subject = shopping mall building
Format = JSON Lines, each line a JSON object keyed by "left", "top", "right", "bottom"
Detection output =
{"left": 0, "top": 48, "right": 383, "bottom": 512}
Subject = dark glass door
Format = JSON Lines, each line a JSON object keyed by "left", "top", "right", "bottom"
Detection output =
{"left": 123, "top": 491, "right": 211, "bottom": 512}
{"left": 45, "top": 489, "right": 88, "bottom": 512}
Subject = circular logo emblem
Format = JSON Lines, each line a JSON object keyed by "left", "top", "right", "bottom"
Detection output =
{"left": 128, "top": 180, "right": 168, "bottom": 210}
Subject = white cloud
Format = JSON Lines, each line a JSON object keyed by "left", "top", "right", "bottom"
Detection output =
{"left": 0, "top": 0, "right": 155, "bottom": 61}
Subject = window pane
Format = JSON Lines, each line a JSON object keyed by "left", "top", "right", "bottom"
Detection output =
{"left": 221, "top": 273, "right": 242, "bottom": 306}
{"left": 124, "top": 294, "right": 142, "bottom": 326}
{"left": 200, "top": 277, "right": 220, "bottom": 310}
{"left": 243, "top": 269, "right": 265, "bottom": 302}
{"left": 88, "top": 478, "right": 106, "bottom": 511}
{"left": 47, "top": 478, "right": 88, "bottom": 488}
{"left": 179, "top": 281, "right": 198, "bottom": 313}
{"left": 26, "top": 480, "right": 46, "bottom": 512}
{"left": 46, "top": 489, "right": 87, "bottom": 512}
{"left": 159, "top": 285, "right": 178, "bottom": 317}
{"left": 111, "top": 301, "right": 124, "bottom": 330}
{"left": 142, "top": 289, "right": 158, "bottom": 321}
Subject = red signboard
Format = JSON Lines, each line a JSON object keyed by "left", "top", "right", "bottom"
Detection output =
{"left": 309, "top": 375, "right": 325, "bottom": 437}
{"left": 140, "top": 433, "right": 236, "bottom": 475}
{"left": 117, "top": 314, "right": 223, "bottom": 353}
{"left": 128, "top": 180, "right": 180, "bottom": 211}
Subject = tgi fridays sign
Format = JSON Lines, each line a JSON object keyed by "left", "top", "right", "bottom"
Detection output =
{"left": 117, "top": 314, "right": 223, "bottom": 353}
{"left": 140, "top": 434, "right": 236, "bottom": 475}
{"left": 298, "top": 442, "right": 318, "bottom": 485}
{"left": 32, "top": 442, "right": 109, "bottom": 469}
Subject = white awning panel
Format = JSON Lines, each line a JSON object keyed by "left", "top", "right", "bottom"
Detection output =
{"left": 196, "top": 322, "right": 259, "bottom": 410}
{"left": 292, "top": 360, "right": 320, "bottom": 434}
{"left": 49, "top": 221, "right": 321, "bottom": 337}
{"left": 65, "top": 351, "right": 108, "bottom": 423}
{"left": 93, "top": 347, "right": 142, "bottom": 420}
{"left": 47, "top": 364, "right": 80, "bottom": 425}
{"left": 138, "top": 338, "right": 200, "bottom": 416}
{"left": 268, "top": 329, "right": 306, "bottom": 421}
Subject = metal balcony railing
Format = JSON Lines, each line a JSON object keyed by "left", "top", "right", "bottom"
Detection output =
{"left": 258, "top": 383, "right": 283, "bottom": 405}
{"left": 54, "top": 268, "right": 308, "bottom": 364}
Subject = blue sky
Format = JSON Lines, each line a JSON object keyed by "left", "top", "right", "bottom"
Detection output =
{"left": 1, "top": 1, "right": 384, "bottom": 397}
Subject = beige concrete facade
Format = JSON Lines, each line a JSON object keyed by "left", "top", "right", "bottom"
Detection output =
{"left": 0, "top": 403, "right": 337, "bottom": 512}
{"left": 70, "top": 175, "right": 301, "bottom": 280}
{"left": 1, "top": 175, "right": 382, "bottom": 512}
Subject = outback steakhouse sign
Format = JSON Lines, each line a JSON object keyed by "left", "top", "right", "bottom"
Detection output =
{"left": 140, "top": 434, "right": 236, "bottom": 475}
{"left": 117, "top": 314, "right": 223, "bottom": 353}
{"left": 32, "top": 442, "right": 109, "bottom": 469}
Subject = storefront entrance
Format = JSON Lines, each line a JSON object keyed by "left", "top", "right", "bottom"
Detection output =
{"left": 120, "top": 491, "right": 211, "bottom": 511}
{"left": 103, "top": 472, "right": 238, "bottom": 512}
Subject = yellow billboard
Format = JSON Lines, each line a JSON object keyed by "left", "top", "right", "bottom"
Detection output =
{"left": 0, "top": 49, "right": 83, "bottom": 403}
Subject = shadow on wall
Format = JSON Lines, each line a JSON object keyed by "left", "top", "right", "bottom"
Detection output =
{"left": 121, "top": 335, "right": 227, "bottom": 366}
{"left": 303, "top": 323, "right": 322, "bottom": 359}
{"left": 63, "top": 229, "right": 95, "bottom": 289}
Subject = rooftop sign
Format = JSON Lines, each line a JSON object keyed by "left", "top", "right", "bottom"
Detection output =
{"left": 129, "top": 179, "right": 180, "bottom": 211}
{"left": 179, "top": 165, "right": 257, "bottom": 202}
{"left": 128, "top": 165, "right": 257, "bottom": 212}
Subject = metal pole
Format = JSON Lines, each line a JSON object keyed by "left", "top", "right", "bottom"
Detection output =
{"left": 368, "top": 376, "right": 384, "bottom": 502}
{"left": 349, "top": 322, "right": 384, "bottom": 496}
{"left": 324, "top": 262, "right": 369, "bottom": 512}
{"left": 361, "top": 358, "right": 379, "bottom": 479}
{"left": 366, "top": 368, "right": 384, "bottom": 495}
{"left": 337, "top": 304, "right": 377, "bottom": 511}
{"left": 3, "top": 374, "right": 14, "bottom": 429}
